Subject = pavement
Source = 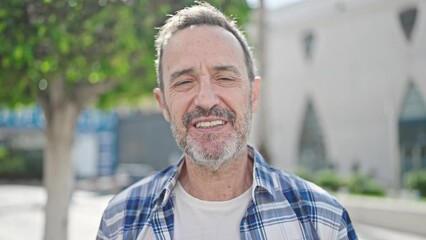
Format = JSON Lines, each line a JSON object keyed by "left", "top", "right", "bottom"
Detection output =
{"left": 0, "top": 185, "right": 112, "bottom": 240}
{"left": 355, "top": 223, "right": 426, "bottom": 240}
{"left": 1, "top": 184, "right": 426, "bottom": 240}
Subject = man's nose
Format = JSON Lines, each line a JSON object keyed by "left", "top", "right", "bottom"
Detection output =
{"left": 194, "top": 80, "right": 219, "bottom": 110}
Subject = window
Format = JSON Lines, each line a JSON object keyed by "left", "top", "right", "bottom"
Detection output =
{"left": 298, "top": 99, "right": 328, "bottom": 171}
{"left": 303, "top": 31, "right": 315, "bottom": 60}
{"left": 399, "top": 82, "right": 426, "bottom": 121}
{"left": 399, "top": 7, "right": 418, "bottom": 41}
{"left": 399, "top": 81, "right": 426, "bottom": 179}
{"left": 421, "top": 146, "right": 426, "bottom": 168}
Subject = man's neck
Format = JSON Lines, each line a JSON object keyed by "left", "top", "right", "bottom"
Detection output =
{"left": 178, "top": 148, "right": 253, "bottom": 201}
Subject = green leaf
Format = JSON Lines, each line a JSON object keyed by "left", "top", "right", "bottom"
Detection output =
{"left": 40, "top": 59, "right": 52, "bottom": 73}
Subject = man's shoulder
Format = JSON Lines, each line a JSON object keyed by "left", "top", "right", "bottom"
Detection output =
{"left": 98, "top": 163, "right": 180, "bottom": 239}
{"left": 269, "top": 166, "right": 343, "bottom": 208}
{"left": 253, "top": 148, "right": 341, "bottom": 209}
{"left": 103, "top": 164, "right": 177, "bottom": 218}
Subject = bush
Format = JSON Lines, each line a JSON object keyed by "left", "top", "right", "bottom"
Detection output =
{"left": 293, "top": 168, "right": 315, "bottom": 183}
{"left": 315, "top": 169, "right": 342, "bottom": 192}
{"left": 0, "top": 147, "right": 26, "bottom": 175}
{"left": 0, "top": 146, "right": 43, "bottom": 180}
{"left": 404, "top": 170, "right": 426, "bottom": 197}
{"left": 293, "top": 168, "right": 343, "bottom": 192}
{"left": 348, "top": 173, "right": 385, "bottom": 196}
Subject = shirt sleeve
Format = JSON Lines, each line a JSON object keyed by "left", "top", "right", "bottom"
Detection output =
{"left": 337, "top": 208, "right": 358, "bottom": 240}
{"left": 97, "top": 211, "right": 113, "bottom": 240}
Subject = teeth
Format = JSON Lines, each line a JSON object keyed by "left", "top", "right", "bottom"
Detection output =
{"left": 195, "top": 120, "right": 225, "bottom": 128}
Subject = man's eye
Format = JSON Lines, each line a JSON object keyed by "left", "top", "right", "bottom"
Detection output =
{"left": 172, "top": 80, "right": 193, "bottom": 91}
{"left": 176, "top": 80, "right": 191, "bottom": 86}
{"left": 218, "top": 77, "right": 233, "bottom": 81}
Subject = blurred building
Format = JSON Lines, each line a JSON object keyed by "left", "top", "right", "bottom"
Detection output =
{"left": 118, "top": 111, "right": 181, "bottom": 183}
{"left": 0, "top": 106, "right": 180, "bottom": 183}
{"left": 0, "top": 106, "right": 119, "bottom": 179}
{"left": 250, "top": 0, "right": 426, "bottom": 191}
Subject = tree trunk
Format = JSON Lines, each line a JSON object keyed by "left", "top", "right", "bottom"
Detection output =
{"left": 38, "top": 76, "right": 116, "bottom": 240}
{"left": 43, "top": 102, "right": 80, "bottom": 240}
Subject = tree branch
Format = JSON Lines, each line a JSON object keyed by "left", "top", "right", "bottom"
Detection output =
{"left": 72, "top": 79, "right": 118, "bottom": 109}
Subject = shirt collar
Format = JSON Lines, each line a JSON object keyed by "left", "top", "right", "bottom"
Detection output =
{"left": 153, "top": 146, "right": 277, "bottom": 207}
{"left": 153, "top": 157, "right": 184, "bottom": 208}
{"left": 251, "top": 146, "right": 277, "bottom": 203}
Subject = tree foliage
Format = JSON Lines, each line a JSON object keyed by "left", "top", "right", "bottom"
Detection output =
{"left": 0, "top": 0, "right": 251, "bottom": 108}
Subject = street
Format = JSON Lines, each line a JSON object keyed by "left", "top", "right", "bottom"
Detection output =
{"left": 1, "top": 185, "right": 425, "bottom": 240}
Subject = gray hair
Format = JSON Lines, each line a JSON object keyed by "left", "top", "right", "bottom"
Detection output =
{"left": 155, "top": 2, "right": 255, "bottom": 90}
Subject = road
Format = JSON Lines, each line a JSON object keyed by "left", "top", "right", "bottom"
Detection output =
{"left": 1, "top": 185, "right": 425, "bottom": 240}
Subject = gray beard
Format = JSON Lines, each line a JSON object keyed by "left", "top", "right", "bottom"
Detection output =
{"left": 183, "top": 129, "right": 246, "bottom": 172}
{"left": 170, "top": 108, "right": 252, "bottom": 172}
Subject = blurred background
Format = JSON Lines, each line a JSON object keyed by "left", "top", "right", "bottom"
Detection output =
{"left": 1, "top": 0, "right": 426, "bottom": 239}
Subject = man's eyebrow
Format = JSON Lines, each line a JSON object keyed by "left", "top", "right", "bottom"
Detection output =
{"left": 213, "top": 65, "right": 241, "bottom": 75}
{"left": 169, "top": 68, "right": 194, "bottom": 83}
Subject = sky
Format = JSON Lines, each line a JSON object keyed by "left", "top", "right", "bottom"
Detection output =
{"left": 246, "top": 0, "right": 303, "bottom": 9}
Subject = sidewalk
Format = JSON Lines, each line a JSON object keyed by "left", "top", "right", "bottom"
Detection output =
{"left": 2, "top": 184, "right": 426, "bottom": 240}
{"left": 0, "top": 184, "right": 113, "bottom": 240}
{"left": 338, "top": 193, "right": 426, "bottom": 237}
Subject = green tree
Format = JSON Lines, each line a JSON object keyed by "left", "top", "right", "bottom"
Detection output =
{"left": 0, "top": 1, "right": 250, "bottom": 239}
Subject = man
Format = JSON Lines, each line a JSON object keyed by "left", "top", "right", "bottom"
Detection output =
{"left": 98, "top": 3, "right": 357, "bottom": 240}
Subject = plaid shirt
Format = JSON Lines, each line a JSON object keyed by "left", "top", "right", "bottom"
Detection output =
{"left": 97, "top": 147, "right": 357, "bottom": 240}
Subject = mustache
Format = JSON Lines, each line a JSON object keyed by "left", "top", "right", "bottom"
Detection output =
{"left": 183, "top": 106, "right": 236, "bottom": 127}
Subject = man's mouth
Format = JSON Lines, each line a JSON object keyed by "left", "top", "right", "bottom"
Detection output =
{"left": 183, "top": 106, "right": 236, "bottom": 130}
{"left": 195, "top": 120, "right": 225, "bottom": 129}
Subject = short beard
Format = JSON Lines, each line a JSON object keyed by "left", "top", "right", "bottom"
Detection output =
{"left": 184, "top": 125, "right": 245, "bottom": 172}
{"left": 170, "top": 105, "right": 252, "bottom": 172}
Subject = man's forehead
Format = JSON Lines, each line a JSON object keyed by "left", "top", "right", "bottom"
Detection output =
{"left": 163, "top": 25, "right": 243, "bottom": 53}
{"left": 163, "top": 26, "right": 245, "bottom": 67}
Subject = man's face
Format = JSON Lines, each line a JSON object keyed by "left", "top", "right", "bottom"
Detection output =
{"left": 154, "top": 25, "right": 260, "bottom": 172}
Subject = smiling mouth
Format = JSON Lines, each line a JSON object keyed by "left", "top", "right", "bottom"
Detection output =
{"left": 195, "top": 120, "right": 225, "bottom": 129}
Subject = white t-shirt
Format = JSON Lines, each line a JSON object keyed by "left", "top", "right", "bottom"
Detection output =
{"left": 140, "top": 182, "right": 252, "bottom": 240}
{"left": 173, "top": 182, "right": 252, "bottom": 240}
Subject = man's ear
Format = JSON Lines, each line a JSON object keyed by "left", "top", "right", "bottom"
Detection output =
{"left": 251, "top": 77, "right": 261, "bottom": 113}
{"left": 153, "top": 88, "right": 170, "bottom": 122}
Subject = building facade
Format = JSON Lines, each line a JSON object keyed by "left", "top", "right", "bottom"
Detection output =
{"left": 250, "top": 0, "right": 426, "bottom": 191}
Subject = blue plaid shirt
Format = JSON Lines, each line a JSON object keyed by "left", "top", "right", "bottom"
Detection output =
{"left": 98, "top": 147, "right": 357, "bottom": 239}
